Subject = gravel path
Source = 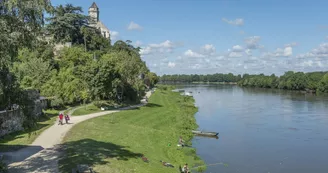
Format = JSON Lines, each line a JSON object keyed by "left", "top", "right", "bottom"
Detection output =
{"left": 2, "top": 91, "right": 152, "bottom": 173}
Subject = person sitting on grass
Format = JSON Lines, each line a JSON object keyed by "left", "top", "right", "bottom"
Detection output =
{"left": 179, "top": 136, "right": 185, "bottom": 146}
{"left": 182, "top": 163, "right": 189, "bottom": 173}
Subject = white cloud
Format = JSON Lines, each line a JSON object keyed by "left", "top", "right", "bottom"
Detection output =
{"left": 110, "top": 31, "right": 119, "bottom": 41}
{"left": 284, "top": 42, "right": 298, "bottom": 47}
{"left": 168, "top": 62, "right": 176, "bottom": 68}
{"left": 149, "top": 40, "right": 174, "bottom": 49}
{"left": 245, "top": 49, "right": 252, "bottom": 56}
{"left": 140, "top": 46, "right": 152, "bottom": 55}
{"left": 244, "top": 36, "right": 261, "bottom": 49}
{"left": 201, "top": 44, "right": 216, "bottom": 55}
{"left": 140, "top": 40, "right": 181, "bottom": 56}
{"left": 222, "top": 18, "right": 244, "bottom": 26}
{"left": 127, "top": 21, "right": 143, "bottom": 31}
{"left": 154, "top": 40, "right": 328, "bottom": 75}
{"left": 184, "top": 49, "right": 205, "bottom": 58}
{"left": 232, "top": 45, "right": 244, "bottom": 52}
{"left": 229, "top": 52, "right": 243, "bottom": 58}
{"left": 311, "top": 43, "right": 328, "bottom": 56}
{"left": 274, "top": 46, "right": 293, "bottom": 57}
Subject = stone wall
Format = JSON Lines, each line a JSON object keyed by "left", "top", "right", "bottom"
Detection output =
{"left": 54, "top": 42, "right": 72, "bottom": 56}
{"left": 0, "top": 90, "right": 48, "bottom": 137}
{"left": 0, "top": 109, "right": 24, "bottom": 137}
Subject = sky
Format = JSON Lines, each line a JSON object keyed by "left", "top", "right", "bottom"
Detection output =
{"left": 53, "top": 0, "right": 328, "bottom": 76}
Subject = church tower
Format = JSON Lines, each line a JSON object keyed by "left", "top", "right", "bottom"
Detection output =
{"left": 88, "top": 2, "right": 99, "bottom": 25}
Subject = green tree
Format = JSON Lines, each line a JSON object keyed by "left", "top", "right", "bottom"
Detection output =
{"left": 317, "top": 73, "right": 328, "bottom": 93}
{"left": 45, "top": 4, "right": 88, "bottom": 43}
{"left": 12, "top": 48, "right": 53, "bottom": 90}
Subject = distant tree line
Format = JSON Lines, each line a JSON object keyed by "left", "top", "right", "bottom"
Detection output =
{"left": 160, "top": 73, "right": 242, "bottom": 83}
{"left": 238, "top": 71, "right": 328, "bottom": 93}
{"left": 160, "top": 71, "right": 328, "bottom": 93}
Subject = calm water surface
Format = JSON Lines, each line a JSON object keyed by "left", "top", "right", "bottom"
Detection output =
{"left": 180, "top": 84, "right": 328, "bottom": 173}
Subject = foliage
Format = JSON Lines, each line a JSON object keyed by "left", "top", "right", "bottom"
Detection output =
{"left": 0, "top": 0, "right": 154, "bottom": 132}
{"left": 45, "top": 4, "right": 88, "bottom": 44}
{"left": 317, "top": 73, "right": 328, "bottom": 93}
{"left": 80, "top": 26, "right": 111, "bottom": 51}
{"left": 0, "top": 158, "right": 7, "bottom": 173}
{"left": 12, "top": 48, "right": 53, "bottom": 90}
{"left": 144, "top": 72, "right": 159, "bottom": 88}
{"left": 238, "top": 71, "right": 328, "bottom": 93}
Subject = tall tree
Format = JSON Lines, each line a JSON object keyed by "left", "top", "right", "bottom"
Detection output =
{"left": 45, "top": 4, "right": 88, "bottom": 44}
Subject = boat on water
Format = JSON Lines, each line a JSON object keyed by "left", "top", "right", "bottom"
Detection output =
{"left": 181, "top": 92, "right": 192, "bottom": 96}
{"left": 194, "top": 134, "right": 219, "bottom": 139}
{"left": 192, "top": 130, "right": 219, "bottom": 137}
{"left": 172, "top": 89, "right": 185, "bottom": 92}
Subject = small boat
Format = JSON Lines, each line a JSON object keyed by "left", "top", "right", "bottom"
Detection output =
{"left": 172, "top": 89, "right": 185, "bottom": 92}
{"left": 195, "top": 134, "right": 219, "bottom": 139}
{"left": 192, "top": 130, "right": 218, "bottom": 137}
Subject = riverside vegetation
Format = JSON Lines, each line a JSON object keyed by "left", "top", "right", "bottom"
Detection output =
{"left": 160, "top": 71, "right": 328, "bottom": 93}
{"left": 58, "top": 86, "right": 207, "bottom": 173}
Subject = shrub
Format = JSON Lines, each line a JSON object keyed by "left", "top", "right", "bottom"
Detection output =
{"left": 0, "top": 157, "right": 8, "bottom": 173}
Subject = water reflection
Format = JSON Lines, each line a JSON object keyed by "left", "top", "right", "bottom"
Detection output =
{"left": 175, "top": 84, "right": 328, "bottom": 173}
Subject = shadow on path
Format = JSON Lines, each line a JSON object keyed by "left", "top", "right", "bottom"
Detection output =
{"left": 6, "top": 146, "right": 60, "bottom": 173}
{"left": 2, "top": 145, "right": 44, "bottom": 164}
{"left": 58, "top": 139, "right": 143, "bottom": 172}
{"left": 144, "top": 103, "right": 162, "bottom": 107}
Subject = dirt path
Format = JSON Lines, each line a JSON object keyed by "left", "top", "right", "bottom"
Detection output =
{"left": 3, "top": 91, "right": 152, "bottom": 173}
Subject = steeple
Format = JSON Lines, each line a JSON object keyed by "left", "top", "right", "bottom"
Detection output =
{"left": 88, "top": 2, "right": 99, "bottom": 24}
{"left": 90, "top": 2, "right": 98, "bottom": 9}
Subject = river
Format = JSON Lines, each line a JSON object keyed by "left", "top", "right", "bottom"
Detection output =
{"left": 179, "top": 84, "right": 328, "bottom": 173}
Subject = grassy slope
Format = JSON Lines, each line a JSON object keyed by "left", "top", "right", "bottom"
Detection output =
{"left": 59, "top": 88, "right": 205, "bottom": 173}
{"left": 71, "top": 104, "right": 102, "bottom": 116}
{"left": 0, "top": 109, "right": 60, "bottom": 152}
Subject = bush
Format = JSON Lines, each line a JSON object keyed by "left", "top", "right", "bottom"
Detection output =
{"left": 50, "top": 97, "right": 64, "bottom": 108}
{"left": 93, "top": 100, "right": 107, "bottom": 108}
{"left": 0, "top": 157, "right": 8, "bottom": 173}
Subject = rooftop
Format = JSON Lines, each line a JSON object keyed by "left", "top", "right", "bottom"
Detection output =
{"left": 89, "top": 2, "right": 98, "bottom": 9}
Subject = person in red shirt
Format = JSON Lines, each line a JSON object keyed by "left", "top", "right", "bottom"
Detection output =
{"left": 58, "top": 113, "right": 64, "bottom": 125}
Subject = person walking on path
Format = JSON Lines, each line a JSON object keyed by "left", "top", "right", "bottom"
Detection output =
{"left": 64, "top": 114, "right": 70, "bottom": 124}
{"left": 58, "top": 113, "right": 64, "bottom": 125}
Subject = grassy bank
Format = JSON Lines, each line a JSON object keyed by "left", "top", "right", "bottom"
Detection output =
{"left": 71, "top": 104, "right": 102, "bottom": 116}
{"left": 58, "top": 87, "right": 205, "bottom": 173}
{"left": 0, "top": 109, "right": 60, "bottom": 152}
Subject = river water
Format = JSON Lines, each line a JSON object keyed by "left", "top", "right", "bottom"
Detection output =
{"left": 180, "top": 84, "right": 328, "bottom": 173}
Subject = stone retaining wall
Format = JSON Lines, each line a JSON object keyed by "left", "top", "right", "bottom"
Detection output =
{"left": 0, "top": 109, "right": 24, "bottom": 137}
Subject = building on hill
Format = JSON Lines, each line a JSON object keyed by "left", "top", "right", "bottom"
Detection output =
{"left": 88, "top": 2, "right": 110, "bottom": 39}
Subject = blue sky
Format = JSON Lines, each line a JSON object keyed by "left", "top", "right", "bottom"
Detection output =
{"left": 53, "top": 0, "right": 328, "bottom": 75}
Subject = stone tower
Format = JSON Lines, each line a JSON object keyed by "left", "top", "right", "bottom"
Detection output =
{"left": 88, "top": 2, "right": 99, "bottom": 25}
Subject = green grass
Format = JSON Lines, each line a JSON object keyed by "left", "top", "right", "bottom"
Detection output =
{"left": 71, "top": 104, "right": 103, "bottom": 116}
{"left": 0, "top": 109, "right": 61, "bottom": 152}
{"left": 58, "top": 89, "right": 205, "bottom": 173}
{"left": 72, "top": 101, "right": 130, "bottom": 116}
